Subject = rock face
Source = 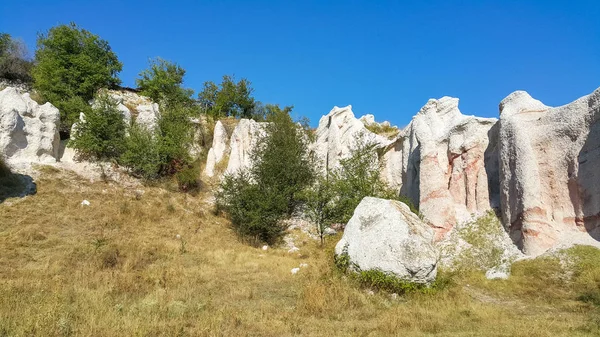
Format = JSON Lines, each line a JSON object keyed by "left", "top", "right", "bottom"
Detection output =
{"left": 105, "top": 89, "right": 160, "bottom": 130}
{"left": 0, "top": 87, "right": 60, "bottom": 163}
{"left": 224, "top": 119, "right": 266, "bottom": 175}
{"left": 204, "top": 120, "right": 230, "bottom": 177}
{"left": 312, "top": 105, "right": 393, "bottom": 172}
{"left": 392, "top": 97, "right": 499, "bottom": 235}
{"left": 499, "top": 89, "right": 600, "bottom": 256}
{"left": 335, "top": 197, "right": 438, "bottom": 284}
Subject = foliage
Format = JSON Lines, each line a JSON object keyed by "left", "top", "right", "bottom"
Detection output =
{"left": 216, "top": 107, "right": 315, "bottom": 244}
{"left": 0, "top": 33, "right": 33, "bottom": 83}
{"left": 198, "top": 75, "right": 256, "bottom": 119}
{"left": 32, "top": 23, "right": 122, "bottom": 132}
{"left": 156, "top": 103, "right": 195, "bottom": 174}
{"left": 136, "top": 57, "right": 193, "bottom": 107}
{"left": 120, "top": 103, "right": 195, "bottom": 180}
{"left": 70, "top": 93, "right": 127, "bottom": 160}
{"left": 300, "top": 175, "right": 337, "bottom": 245}
{"left": 175, "top": 161, "right": 202, "bottom": 194}
{"left": 327, "top": 139, "right": 417, "bottom": 224}
{"left": 119, "top": 125, "right": 161, "bottom": 180}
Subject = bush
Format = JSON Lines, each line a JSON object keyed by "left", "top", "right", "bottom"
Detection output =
{"left": 0, "top": 33, "right": 33, "bottom": 83}
{"left": 327, "top": 139, "right": 416, "bottom": 224}
{"left": 120, "top": 125, "right": 161, "bottom": 180}
{"left": 32, "top": 23, "right": 122, "bottom": 132}
{"left": 70, "top": 94, "right": 127, "bottom": 160}
{"left": 136, "top": 57, "right": 193, "bottom": 107}
{"left": 216, "top": 106, "right": 315, "bottom": 244}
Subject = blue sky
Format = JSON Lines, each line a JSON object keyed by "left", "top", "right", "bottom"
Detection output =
{"left": 1, "top": 0, "right": 599, "bottom": 126}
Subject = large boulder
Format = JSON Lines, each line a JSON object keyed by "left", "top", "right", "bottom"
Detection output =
{"left": 499, "top": 88, "right": 600, "bottom": 256}
{"left": 0, "top": 87, "right": 60, "bottom": 163}
{"left": 312, "top": 105, "right": 393, "bottom": 172}
{"left": 204, "top": 120, "right": 230, "bottom": 177}
{"left": 105, "top": 89, "right": 160, "bottom": 130}
{"left": 382, "top": 97, "right": 499, "bottom": 236}
{"left": 335, "top": 197, "right": 438, "bottom": 284}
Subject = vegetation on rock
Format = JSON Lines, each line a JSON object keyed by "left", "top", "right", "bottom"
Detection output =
{"left": 32, "top": 23, "right": 122, "bottom": 132}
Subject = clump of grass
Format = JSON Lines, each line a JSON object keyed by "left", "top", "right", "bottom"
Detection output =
{"left": 364, "top": 122, "right": 400, "bottom": 139}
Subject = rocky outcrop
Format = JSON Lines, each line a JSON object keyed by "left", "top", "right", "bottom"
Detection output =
{"left": 204, "top": 120, "right": 229, "bottom": 177}
{"left": 312, "top": 105, "right": 393, "bottom": 172}
{"left": 104, "top": 89, "right": 160, "bottom": 130}
{"left": 0, "top": 87, "right": 60, "bottom": 163}
{"left": 393, "top": 97, "right": 499, "bottom": 235}
{"left": 499, "top": 89, "right": 600, "bottom": 256}
{"left": 225, "top": 119, "right": 266, "bottom": 175}
{"left": 335, "top": 197, "right": 438, "bottom": 284}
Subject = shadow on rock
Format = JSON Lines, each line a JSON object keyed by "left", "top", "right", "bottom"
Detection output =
{"left": 0, "top": 173, "right": 37, "bottom": 203}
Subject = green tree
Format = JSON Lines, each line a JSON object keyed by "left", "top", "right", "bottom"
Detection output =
{"left": 136, "top": 57, "right": 193, "bottom": 107}
{"left": 300, "top": 175, "right": 337, "bottom": 246}
{"left": 216, "top": 106, "right": 315, "bottom": 244}
{"left": 70, "top": 93, "right": 127, "bottom": 160}
{"left": 198, "top": 75, "right": 256, "bottom": 119}
{"left": 32, "top": 23, "right": 122, "bottom": 132}
{"left": 0, "top": 33, "right": 32, "bottom": 83}
{"left": 329, "top": 139, "right": 418, "bottom": 224}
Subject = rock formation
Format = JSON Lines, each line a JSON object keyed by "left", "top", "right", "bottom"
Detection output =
{"left": 225, "top": 119, "right": 266, "bottom": 175}
{"left": 312, "top": 105, "right": 393, "bottom": 172}
{"left": 335, "top": 197, "right": 438, "bottom": 284}
{"left": 499, "top": 88, "right": 600, "bottom": 256}
{"left": 389, "top": 97, "right": 499, "bottom": 235}
{"left": 104, "top": 89, "right": 160, "bottom": 130}
{"left": 204, "top": 120, "right": 229, "bottom": 177}
{"left": 0, "top": 87, "right": 60, "bottom": 163}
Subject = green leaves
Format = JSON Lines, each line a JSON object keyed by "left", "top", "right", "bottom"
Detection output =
{"left": 136, "top": 57, "right": 193, "bottom": 107}
{"left": 70, "top": 93, "right": 127, "bottom": 160}
{"left": 198, "top": 75, "right": 256, "bottom": 119}
{"left": 32, "top": 23, "right": 122, "bottom": 132}
{"left": 216, "top": 108, "right": 315, "bottom": 244}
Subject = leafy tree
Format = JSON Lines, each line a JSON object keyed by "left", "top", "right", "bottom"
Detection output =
{"left": 198, "top": 75, "right": 256, "bottom": 119}
{"left": 0, "top": 33, "right": 33, "bottom": 83}
{"left": 136, "top": 57, "right": 193, "bottom": 107}
{"left": 32, "top": 23, "right": 122, "bottom": 132}
{"left": 300, "top": 175, "right": 337, "bottom": 246}
{"left": 216, "top": 106, "right": 315, "bottom": 244}
{"left": 328, "top": 139, "right": 418, "bottom": 224}
{"left": 70, "top": 94, "right": 127, "bottom": 160}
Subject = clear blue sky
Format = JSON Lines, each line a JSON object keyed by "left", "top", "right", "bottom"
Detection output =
{"left": 1, "top": 0, "right": 599, "bottom": 127}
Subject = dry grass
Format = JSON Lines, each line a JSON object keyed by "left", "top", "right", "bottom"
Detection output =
{"left": 0, "top": 168, "right": 599, "bottom": 336}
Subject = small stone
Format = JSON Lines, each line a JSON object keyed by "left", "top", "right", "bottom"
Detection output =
{"left": 291, "top": 268, "right": 300, "bottom": 275}
{"left": 299, "top": 263, "right": 308, "bottom": 268}
{"left": 81, "top": 200, "right": 90, "bottom": 206}
{"left": 288, "top": 247, "right": 300, "bottom": 253}
{"left": 262, "top": 245, "right": 268, "bottom": 251}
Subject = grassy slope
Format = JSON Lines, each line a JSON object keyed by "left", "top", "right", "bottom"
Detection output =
{"left": 0, "top": 167, "right": 599, "bottom": 336}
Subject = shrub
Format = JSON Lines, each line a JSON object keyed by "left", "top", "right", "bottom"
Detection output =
{"left": 70, "top": 93, "right": 127, "bottom": 160}
{"left": 155, "top": 103, "right": 195, "bottom": 175}
{"left": 0, "top": 33, "right": 33, "bottom": 83}
{"left": 216, "top": 107, "right": 315, "bottom": 244}
{"left": 32, "top": 23, "right": 122, "bottom": 132}
{"left": 120, "top": 125, "right": 161, "bottom": 180}
{"left": 175, "top": 161, "right": 202, "bottom": 193}
{"left": 300, "top": 175, "right": 337, "bottom": 245}
{"left": 136, "top": 57, "right": 194, "bottom": 107}
{"left": 327, "top": 140, "right": 416, "bottom": 224}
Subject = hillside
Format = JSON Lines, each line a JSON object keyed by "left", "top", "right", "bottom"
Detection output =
{"left": 0, "top": 166, "right": 599, "bottom": 336}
